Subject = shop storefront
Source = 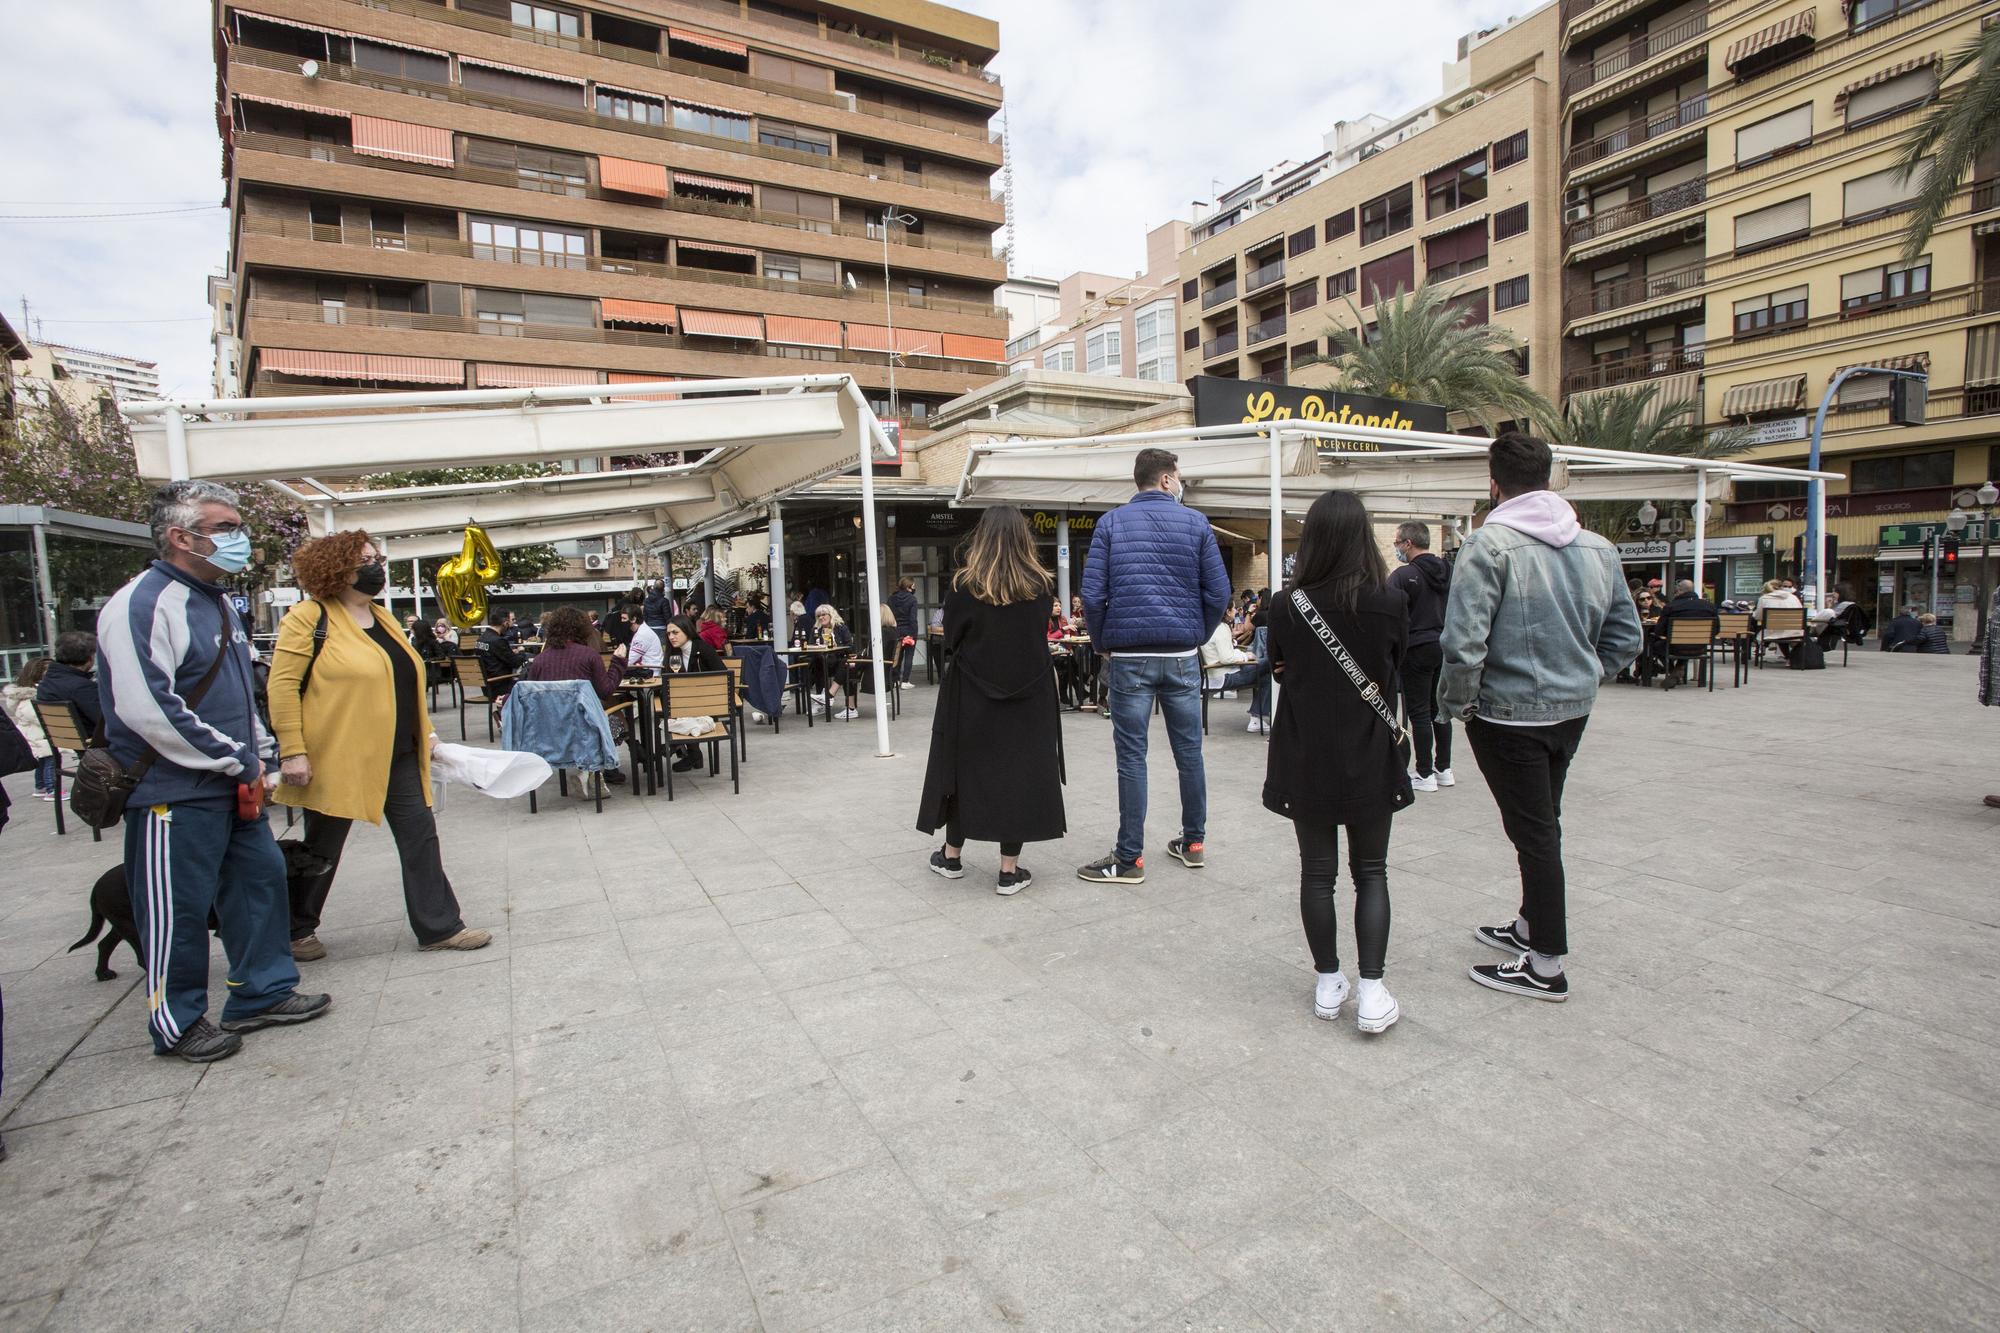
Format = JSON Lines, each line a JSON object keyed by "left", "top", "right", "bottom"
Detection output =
{"left": 1616, "top": 534, "right": 1774, "bottom": 602}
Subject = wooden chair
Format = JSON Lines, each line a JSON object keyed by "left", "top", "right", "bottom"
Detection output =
{"left": 1662, "top": 619, "right": 1720, "bottom": 691}
{"left": 1716, "top": 612, "right": 1753, "bottom": 687}
{"left": 1757, "top": 607, "right": 1807, "bottom": 668}
{"left": 451, "top": 655, "right": 512, "bottom": 741}
{"left": 662, "top": 670, "right": 738, "bottom": 799}
{"left": 853, "top": 640, "right": 907, "bottom": 721}
{"left": 522, "top": 698, "right": 633, "bottom": 814}
{"left": 721, "top": 656, "right": 755, "bottom": 749}
{"left": 30, "top": 699, "right": 102, "bottom": 840}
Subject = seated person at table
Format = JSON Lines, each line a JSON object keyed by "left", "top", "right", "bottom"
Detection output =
{"left": 743, "top": 592, "right": 773, "bottom": 640}
{"left": 1882, "top": 606, "right": 1925, "bottom": 652}
{"left": 1200, "top": 610, "right": 1270, "bottom": 727}
{"left": 521, "top": 606, "right": 628, "bottom": 782}
{"left": 661, "top": 616, "right": 727, "bottom": 772}
{"left": 1754, "top": 578, "right": 1805, "bottom": 662}
{"left": 698, "top": 606, "right": 730, "bottom": 652}
{"left": 805, "top": 604, "right": 859, "bottom": 719}
{"left": 627, "top": 613, "right": 664, "bottom": 673}
{"left": 477, "top": 611, "right": 525, "bottom": 681}
{"left": 1655, "top": 579, "right": 1720, "bottom": 686}
{"left": 1818, "top": 586, "right": 1868, "bottom": 650}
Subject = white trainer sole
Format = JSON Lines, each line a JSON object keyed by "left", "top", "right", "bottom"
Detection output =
{"left": 1357, "top": 1000, "right": 1400, "bottom": 1034}
{"left": 1313, "top": 976, "right": 1350, "bottom": 1020}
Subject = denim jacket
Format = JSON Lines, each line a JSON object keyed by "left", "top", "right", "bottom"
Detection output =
{"left": 501, "top": 680, "right": 619, "bottom": 771}
{"left": 1439, "top": 521, "right": 1643, "bottom": 724}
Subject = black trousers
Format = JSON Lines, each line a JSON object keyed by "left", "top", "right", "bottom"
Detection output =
{"left": 1465, "top": 715, "right": 1588, "bottom": 957}
{"left": 1293, "top": 816, "right": 1392, "bottom": 979}
{"left": 1400, "top": 642, "right": 1453, "bottom": 777}
{"left": 945, "top": 818, "right": 1021, "bottom": 859}
{"left": 294, "top": 749, "right": 467, "bottom": 947}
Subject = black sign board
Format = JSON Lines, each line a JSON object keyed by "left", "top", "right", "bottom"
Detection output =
{"left": 1188, "top": 376, "right": 1449, "bottom": 439}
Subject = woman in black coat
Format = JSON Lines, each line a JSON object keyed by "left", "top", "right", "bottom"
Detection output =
{"left": 1263, "top": 491, "right": 1413, "bottom": 1035}
{"left": 916, "top": 507, "right": 1065, "bottom": 895}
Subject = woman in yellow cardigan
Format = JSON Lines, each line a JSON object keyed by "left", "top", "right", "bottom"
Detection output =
{"left": 267, "top": 530, "right": 490, "bottom": 960}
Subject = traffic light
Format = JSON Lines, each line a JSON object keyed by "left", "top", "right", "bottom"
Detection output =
{"left": 1890, "top": 375, "right": 1928, "bottom": 426}
{"left": 1940, "top": 535, "right": 1959, "bottom": 578}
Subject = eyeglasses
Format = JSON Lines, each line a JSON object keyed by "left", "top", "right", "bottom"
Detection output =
{"left": 184, "top": 522, "right": 246, "bottom": 537}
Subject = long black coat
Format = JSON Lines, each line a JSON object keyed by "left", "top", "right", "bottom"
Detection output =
{"left": 1262, "top": 583, "right": 1414, "bottom": 826}
{"left": 916, "top": 589, "right": 1065, "bottom": 844}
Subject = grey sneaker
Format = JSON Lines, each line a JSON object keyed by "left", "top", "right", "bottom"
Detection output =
{"left": 995, "top": 866, "right": 1033, "bottom": 896}
{"left": 290, "top": 933, "right": 326, "bottom": 961}
{"left": 1077, "top": 854, "right": 1144, "bottom": 884}
{"left": 1166, "top": 838, "right": 1205, "bottom": 869}
{"left": 162, "top": 1017, "right": 242, "bottom": 1064}
{"left": 220, "top": 992, "right": 332, "bottom": 1033}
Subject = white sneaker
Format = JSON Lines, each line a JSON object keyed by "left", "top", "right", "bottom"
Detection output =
{"left": 1356, "top": 978, "right": 1399, "bottom": 1034}
{"left": 1221, "top": 690, "right": 1238, "bottom": 699}
{"left": 837, "top": 708, "right": 858, "bottom": 720}
{"left": 1246, "top": 717, "right": 1266, "bottom": 734}
{"left": 1313, "top": 971, "right": 1350, "bottom": 1020}
{"left": 1436, "top": 768, "right": 1455, "bottom": 787}
{"left": 898, "top": 681, "right": 915, "bottom": 690}
{"left": 1411, "top": 773, "right": 1439, "bottom": 793}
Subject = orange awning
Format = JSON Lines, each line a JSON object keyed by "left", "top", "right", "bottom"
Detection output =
{"left": 235, "top": 92, "right": 348, "bottom": 120}
{"left": 671, "top": 170, "right": 752, "bottom": 196}
{"left": 765, "top": 316, "right": 843, "bottom": 348}
{"left": 600, "top": 155, "right": 668, "bottom": 198}
{"left": 259, "top": 349, "right": 460, "bottom": 383}
{"left": 895, "top": 328, "right": 943, "bottom": 357}
{"left": 601, "top": 298, "right": 677, "bottom": 327}
{"left": 678, "top": 238, "right": 758, "bottom": 259}
{"left": 474, "top": 364, "right": 603, "bottom": 388}
{"left": 608, "top": 371, "right": 682, "bottom": 401}
{"left": 350, "top": 116, "right": 453, "bottom": 166}
{"left": 668, "top": 26, "right": 748, "bottom": 57}
{"left": 845, "top": 322, "right": 894, "bottom": 353}
{"left": 679, "top": 309, "right": 763, "bottom": 340}
{"left": 941, "top": 333, "right": 1005, "bottom": 363}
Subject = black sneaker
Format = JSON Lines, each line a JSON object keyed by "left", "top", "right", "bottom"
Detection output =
{"left": 996, "top": 866, "right": 1033, "bottom": 896}
{"left": 929, "top": 849, "right": 964, "bottom": 880}
{"left": 1468, "top": 954, "right": 1568, "bottom": 1002}
{"left": 1166, "top": 837, "right": 1205, "bottom": 869}
{"left": 1474, "top": 921, "right": 1531, "bottom": 955}
{"left": 603, "top": 769, "right": 628, "bottom": 786}
{"left": 1076, "top": 854, "right": 1144, "bottom": 884}
{"left": 671, "top": 753, "right": 702, "bottom": 773}
{"left": 161, "top": 1017, "right": 243, "bottom": 1064}
{"left": 220, "top": 992, "right": 333, "bottom": 1033}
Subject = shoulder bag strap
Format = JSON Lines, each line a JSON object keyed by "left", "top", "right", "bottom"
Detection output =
{"left": 123, "top": 596, "right": 237, "bottom": 782}
{"left": 297, "top": 602, "right": 330, "bottom": 696}
{"left": 1289, "top": 589, "right": 1409, "bottom": 744}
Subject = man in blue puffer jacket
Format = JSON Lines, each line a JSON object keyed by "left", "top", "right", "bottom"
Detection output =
{"left": 1077, "top": 447, "right": 1230, "bottom": 883}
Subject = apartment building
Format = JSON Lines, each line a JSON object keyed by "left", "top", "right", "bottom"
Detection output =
{"left": 1005, "top": 221, "right": 1188, "bottom": 382}
{"left": 213, "top": 0, "right": 1010, "bottom": 443}
{"left": 1178, "top": 6, "right": 1565, "bottom": 415}
{"left": 35, "top": 344, "right": 161, "bottom": 401}
{"left": 208, "top": 274, "right": 243, "bottom": 398}
{"left": 1557, "top": 0, "right": 2000, "bottom": 622}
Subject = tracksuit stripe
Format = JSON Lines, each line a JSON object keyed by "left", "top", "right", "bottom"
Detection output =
{"left": 144, "top": 810, "right": 181, "bottom": 1046}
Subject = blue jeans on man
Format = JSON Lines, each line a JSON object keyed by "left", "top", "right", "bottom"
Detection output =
{"left": 1108, "top": 654, "right": 1206, "bottom": 865}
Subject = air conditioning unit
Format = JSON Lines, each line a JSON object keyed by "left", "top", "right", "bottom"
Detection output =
{"left": 835, "top": 91, "right": 857, "bottom": 111}
{"left": 1563, "top": 204, "right": 1592, "bottom": 225}
{"left": 582, "top": 553, "right": 611, "bottom": 571}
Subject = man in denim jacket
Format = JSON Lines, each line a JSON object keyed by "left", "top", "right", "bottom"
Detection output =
{"left": 1442, "top": 433, "right": 1642, "bottom": 1002}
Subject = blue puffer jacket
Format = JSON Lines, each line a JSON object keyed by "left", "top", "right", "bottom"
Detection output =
{"left": 1080, "top": 491, "right": 1231, "bottom": 653}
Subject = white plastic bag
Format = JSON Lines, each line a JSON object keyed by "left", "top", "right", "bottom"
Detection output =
{"left": 431, "top": 742, "right": 553, "bottom": 800}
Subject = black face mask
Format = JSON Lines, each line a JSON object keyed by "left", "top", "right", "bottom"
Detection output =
{"left": 352, "top": 563, "right": 387, "bottom": 597}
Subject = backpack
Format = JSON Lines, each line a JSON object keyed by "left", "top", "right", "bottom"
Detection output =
{"left": 1789, "top": 638, "right": 1825, "bottom": 671}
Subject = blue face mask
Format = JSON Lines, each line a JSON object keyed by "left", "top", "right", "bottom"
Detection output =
{"left": 200, "top": 528, "right": 252, "bottom": 575}
{"left": 1394, "top": 546, "right": 1410, "bottom": 564}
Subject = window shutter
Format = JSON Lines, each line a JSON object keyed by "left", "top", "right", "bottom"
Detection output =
{"left": 1844, "top": 65, "right": 1938, "bottom": 126}
{"left": 1735, "top": 104, "right": 1812, "bottom": 164}
{"left": 1358, "top": 249, "right": 1414, "bottom": 303}
{"left": 521, "top": 292, "right": 594, "bottom": 326}
{"left": 1843, "top": 161, "right": 1930, "bottom": 219}
{"left": 1841, "top": 269, "right": 1884, "bottom": 302}
{"left": 1734, "top": 196, "right": 1811, "bottom": 250}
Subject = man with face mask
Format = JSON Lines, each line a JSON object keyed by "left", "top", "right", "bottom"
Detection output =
{"left": 97, "top": 481, "right": 332, "bottom": 1063}
{"left": 1440, "top": 434, "right": 1642, "bottom": 1003}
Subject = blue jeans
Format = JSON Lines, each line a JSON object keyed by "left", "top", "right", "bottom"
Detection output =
{"left": 1219, "top": 662, "right": 1270, "bottom": 720}
{"left": 34, "top": 755, "right": 57, "bottom": 793}
{"left": 1108, "top": 654, "right": 1207, "bottom": 865}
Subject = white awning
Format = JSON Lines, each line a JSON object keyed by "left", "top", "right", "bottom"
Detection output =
{"left": 303, "top": 466, "right": 720, "bottom": 539}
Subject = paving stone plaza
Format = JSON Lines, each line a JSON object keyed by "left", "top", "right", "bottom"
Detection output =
{"left": 0, "top": 650, "right": 1996, "bottom": 1330}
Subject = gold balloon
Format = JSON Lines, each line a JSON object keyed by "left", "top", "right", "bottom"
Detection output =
{"left": 436, "top": 525, "right": 503, "bottom": 629}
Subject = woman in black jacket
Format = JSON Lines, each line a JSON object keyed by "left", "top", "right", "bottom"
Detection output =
{"left": 916, "top": 507, "right": 1065, "bottom": 894}
{"left": 662, "top": 616, "right": 728, "bottom": 772}
{"left": 1263, "top": 492, "right": 1413, "bottom": 1034}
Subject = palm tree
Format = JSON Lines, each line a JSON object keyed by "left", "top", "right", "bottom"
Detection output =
{"left": 1315, "top": 281, "right": 1558, "bottom": 433}
{"left": 1556, "top": 384, "right": 1753, "bottom": 539}
{"left": 1898, "top": 20, "right": 2000, "bottom": 264}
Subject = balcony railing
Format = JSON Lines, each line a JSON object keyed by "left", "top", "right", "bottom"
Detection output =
{"left": 232, "top": 133, "right": 1003, "bottom": 262}
{"left": 1245, "top": 314, "right": 1287, "bottom": 346}
{"left": 1202, "top": 331, "right": 1239, "bottom": 359}
{"left": 1563, "top": 10, "right": 1708, "bottom": 96}
{"left": 1567, "top": 92, "right": 1708, "bottom": 172}
{"left": 1565, "top": 263, "right": 1706, "bottom": 320}
{"left": 238, "top": 215, "right": 1007, "bottom": 318}
{"left": 354, "top": 0, "right": 1001, "bottom": 95}
{"left": 1566, "top": 178, "right": 1706, "bottom": 247}
{"left": 1977, "top": 179, "right": 2000, "bottom": 215}
{"left": 246, "top": 298, "right": 1005, "bottom": 374}
{"left": 1243, "top": 259, "right": 1285, "bottom": 294}
{"left": 1561, "top": 344, "right": 1703, "bottom": 394}
{"left": 1201, "top": 279, "right": 1238, "bottom": 310}
{"left": 227, "top": 45, "right": 1002, "bottom": 201}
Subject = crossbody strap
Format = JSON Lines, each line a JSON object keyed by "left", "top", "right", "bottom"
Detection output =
{"left": 1290, "top": 589, "right": 1408, "bottom": 741}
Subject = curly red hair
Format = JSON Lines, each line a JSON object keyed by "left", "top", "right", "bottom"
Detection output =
{"left": 291, "top": 529, "right": 376, "bottom": 601}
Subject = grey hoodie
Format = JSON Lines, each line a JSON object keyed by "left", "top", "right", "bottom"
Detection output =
{"left": 1439, "top": 490, "right": 1643, "bottom": 723}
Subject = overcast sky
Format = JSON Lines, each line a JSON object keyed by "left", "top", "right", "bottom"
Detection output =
{"left": 3, "top": 0, "right": 1500, "bottom": 401}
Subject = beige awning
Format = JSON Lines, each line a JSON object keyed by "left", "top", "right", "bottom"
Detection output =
{"left": 260, "top": 349, "right": 461, "bottom": 384}
{"left": 1566, "top": 295, "right": 1704, "bottom": 339}
{"left": 1719, "top": 374, "right": 1805, "bottom": 417}
{"left": 1834, "top": 53, "right": 1939, "bottom": 105}
{"left": 1422, "top": 213, "right": 1487, "bottom": 240}
{"left": 672, "top": 171, "right": 752, "bottom": 196}
{"left": 474, "top": 364, "right": 603, "bottom": 388}
{"left": 672, "top": 96, "right": 748, "bottom": 119}
{"left": 1725, "top": 9, "right": 1816, "bottom": 69}
{"left": 1830, "top": 350, "right": 1929, "bottom": 382}
{"left": 459, "top": 55, "right": 585, "bottom": 86}
{"left": 235, "top": 92, "right": 347, "bottom": 119}
{"left": 677, "top": 238, "right": 758, "bottom": 259}
{"left": 1966, "top": 324, "right": 2000, "bottom": 389}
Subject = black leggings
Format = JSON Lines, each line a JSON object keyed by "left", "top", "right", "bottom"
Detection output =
{"left": 945, "top": 819, "right": 1021, "bottom": 859}
{"left": 1293, "top": 816, "right": 1392, "bottom": 979}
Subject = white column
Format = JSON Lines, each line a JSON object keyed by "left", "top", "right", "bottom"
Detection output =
{"left": 164, "top": 411, "right": 191, "bottom": 481}
{"left": 1056, "top": 505, "right": 1071, "bottom": 609}
{"left": 1809, "top": 479, "right": 1828, "bottom": 609}
{"left": 1267, "top": 428, "right": 1284, "bottom": 721}
{"left": 411, "top": 558, "right": 424, "bottom": 623}
{"left": 769, "top": 504, "right": 788, "bottom": 645}
{"left": 1692, "top": 469, "right": 1707, "bottom": 599}
{"left": 380, "top": 535, "right": 394, "bottom": 623}
{"left": 858, "top": 421, "right": 893, "bottom": 757}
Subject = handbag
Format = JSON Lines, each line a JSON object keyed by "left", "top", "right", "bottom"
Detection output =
{"left": 1290, "top": 589, "right": 1412, "bottom": 751}
{"left": 70, "top": 638, "right": 230, "bottom": 831}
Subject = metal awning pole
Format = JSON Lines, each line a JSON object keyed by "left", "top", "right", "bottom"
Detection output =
{"left": 858, "top": 417, "right": 893, "bottom": 757}
{"left": 1692, "top": 469, "right": 1708, "bottom": 599}
{"left": 164, "top": 411, "right": 191, "bottom": 481}
{"left": 380, "top": 535, "right": 394, "bottom": 624}
{"left": 769, "top": 503, "right": 788, "bottom": 646}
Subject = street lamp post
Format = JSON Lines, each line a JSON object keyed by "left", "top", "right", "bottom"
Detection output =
{"left": 1806, "top": 365, "right": 1929, "bottom": 608}
{"left": 1956, "top": 480, "right": 2000, "bottom": 640}
{"left": 878, "top": 208, "right": 918, "bottom": 425}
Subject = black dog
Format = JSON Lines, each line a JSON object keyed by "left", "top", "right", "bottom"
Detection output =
{"left": 70, "top": 840, "right": 334, "bottom": 980}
